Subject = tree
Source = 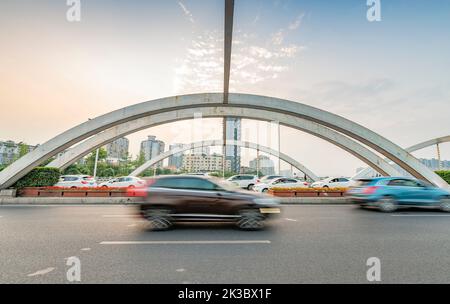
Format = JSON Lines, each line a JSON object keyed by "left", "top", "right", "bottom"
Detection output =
{"left": 135, "top": 151, "right": 146, "bottom": 167}
{"left": 12, "top": 142, "right": 31, "bottom": 163}
{"left": 18, "top": 143, "right": 29, "bottom": 158}
{"left": 102, "top": 167, "right": 115, "bottom": 177}
{"left": 63, "top": 164, "right": 90, "bottom": 175}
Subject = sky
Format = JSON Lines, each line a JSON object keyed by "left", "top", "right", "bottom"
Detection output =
{"left": 0, "top": 0, "right": 449, "bottom": 177}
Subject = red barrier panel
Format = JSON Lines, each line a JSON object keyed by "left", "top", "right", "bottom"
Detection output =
{"left": 18, "top": 187, "right": 146, "bottom": 198}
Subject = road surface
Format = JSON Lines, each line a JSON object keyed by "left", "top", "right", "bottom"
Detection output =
{"left": 1, "top": 204, "right": 450, "bottom": 283}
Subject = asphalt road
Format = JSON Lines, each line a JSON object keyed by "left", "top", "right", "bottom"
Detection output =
{"left": 1, "top": 204, "right": 450, "bottom": 283}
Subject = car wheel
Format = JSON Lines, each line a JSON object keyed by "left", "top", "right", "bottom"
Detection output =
{"left": 377, "top": 197, "right": 397, "bottom": 212}
{"left": 101, "top": 185, "right": 108, "bottom": 188}
{"left": 237, "top": 209, "right": 265, "bottom": 230}
{"left": 143, "top": 208, "right": 173, "bottom": 231}
{"left": 247, "top": 184, "right": 254, "bottom": 191}
{"left": 439, "top": 197, "right": 450, "bottom": 212}
{"left": 128, "top": 185, "right": 135, "bottom": 188}
{"left": 262, "top": 188, "right": 268, "bottom": 193}
{"left": 323, "top": 185, "right": 329, "bottom": 188}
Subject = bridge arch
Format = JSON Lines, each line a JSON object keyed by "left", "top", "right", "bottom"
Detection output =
{"left": 353, "top": 135, "right": 450, "bottom": 182}
{"left": 406, "top": 135, "right": 450, "bottom": 153}
{"left": 0, "top": 93, "right": 444, "bottom": 188}
{"left": 45, "top": 106, "right": 401, "bottom": 180}
{"left": 129, "top": 139, "right": 320, "bottom": 181}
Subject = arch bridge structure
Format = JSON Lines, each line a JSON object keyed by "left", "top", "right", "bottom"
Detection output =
{"left": 353, "top": 135, "right": 450, "bottom": 181}
{"left": 0, "top": 93, "right": 447, "bottom": 190}
{"left": 128, "top": 139, "right": 320, "bottom": 181}
{"left": 1, "top": 2, "right": 447, "bottom": 190}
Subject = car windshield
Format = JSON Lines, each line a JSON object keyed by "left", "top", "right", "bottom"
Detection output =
{"left": 261, "top": 176, "right": 282, "bottom": 182}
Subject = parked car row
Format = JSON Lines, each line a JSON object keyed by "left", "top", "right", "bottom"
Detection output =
{"left": 54, "top": 175, "right": 145, "bottom": 188}
{"left": 226, "top": 174, "right": 353, "bottom": 193}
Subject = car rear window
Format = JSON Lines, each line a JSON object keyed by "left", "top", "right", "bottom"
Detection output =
{"left": 354, "top": 179, "right": 377, "bottom": 186}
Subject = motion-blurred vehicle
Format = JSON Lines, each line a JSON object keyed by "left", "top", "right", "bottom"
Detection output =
{"left": 54, "top": 175, "right": 97, "bottom": 188}
{"left": 138, "top": 175, "right": 281, "bottom": 230}
{"left": 254, "top": 177, "right": 309, "bottom": 193}
{"left": 99, "top": 176, "right": 145, "bottom": 188}
{"left": 311, "top": 177, "right": 351, "bottom": 188}
{"left": 347, "top": 177, "right": 450, "bottom": 212}
{"left": 227, "top": 175, "right": 258, "bottom": 190}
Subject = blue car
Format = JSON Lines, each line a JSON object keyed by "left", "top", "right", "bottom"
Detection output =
{"left": 347, "top": 177, "right": 450, "bottom": 212}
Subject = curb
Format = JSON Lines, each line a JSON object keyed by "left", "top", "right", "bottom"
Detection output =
{"left": 0, "top": 197, "right": 351, "bottom": 205}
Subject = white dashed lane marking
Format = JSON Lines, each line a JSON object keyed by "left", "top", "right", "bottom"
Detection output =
{"left": 391, "top": 214, "right": 450, "bottom": 217}
{"left": 284, "top": 218, "right": 298, "bottom": 222}
{"left": 27, "top": 267, "right": 55, "bottom": 277}
{"left": 100, "top": 240, "right": 271, "bottom": 245}
{"left": 102, "top": 215, "right": 140, "bottom": 218}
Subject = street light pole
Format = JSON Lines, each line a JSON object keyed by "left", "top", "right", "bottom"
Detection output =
{"left": 437, "top": 143, "right": 442, "bottom": 170}
{"left": 93, "top": 148, "right": 99, "bottom": 179}
{"left": 278, "top": 123, "right": 281, "bottom": 175}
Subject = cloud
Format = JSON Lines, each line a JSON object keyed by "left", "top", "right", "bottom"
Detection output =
{"left": 178, "top": 1, "right": 195, "bottom": 24}
{"left": 271, "top": 30, "right": 284, "bottom": 45}
{"left": 173, "top": 16, "right": 306, "bottom": 94}
{"left": 174, "top": 31, "right": 223, "bottom": 93}
{"left": 288, "top": 13, "right": 305, "bottom": 30}
{"left": 269, "top": 13, "right": 305, "bottom": 49}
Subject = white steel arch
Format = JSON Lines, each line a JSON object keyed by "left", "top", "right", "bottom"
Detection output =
{"left": 45, "top": 107, "right": 401, "bottom": 180}
{"left": 353, "top": 135, "right": 450, "bottom": 182}
{"left": 129, "top": 139, "right": 320, "bottom": 181}
{"left": 0, "top": 93, "right": 444, "bottom": 189}
{"left": 406, "top": 135, "right": 450, "bottom": 153}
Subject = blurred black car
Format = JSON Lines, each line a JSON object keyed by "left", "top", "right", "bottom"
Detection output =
{"left": 138, "top": 175, "right": 281, "bottom": 230}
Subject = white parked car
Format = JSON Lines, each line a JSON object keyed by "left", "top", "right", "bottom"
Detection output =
{"left": 227, "top": 175, "right": 258, "bottom": 190}
{"left": 183, "top": 173, "right": 211, "bottom": 177}
{"left": 254, "top": 177, "right": 309, "bottom": 193}
{"left": 252, "top": 175, "right": 284, "bottom": 193}
{"left": 99, "top": 176, "right": 145, "bottom": 188}
{"left": 310, "top": 177, "right": 351, "bottom": 188}
{"left": 54, "top": 175, "right": 97, "bottom": 188}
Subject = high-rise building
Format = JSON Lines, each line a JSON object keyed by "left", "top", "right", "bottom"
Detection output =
{"left": 182, "top": 153, "right": 231, "bottom": 173}
{"left": 168, "top": 143, "right": 184, "bottom": 170}
{"left": 0, "top": 140, "right": 36, "bottom": 165}
{"left": 249, "top": 155, "right": 275, "bottom": 176}
{"left": 225, "top": 117, "right": 241, "bottom": 173}
{"left": 104, "top": 137, "right": 129, "bottom": 165}
{"left": 419, "top": 158, "right": 450, "bottom": 170}
{"left": 140, "top": 136, "right": 165, "bottom": 168}
{"left": 192, "top": 146, "right": 211, "bottom": 155}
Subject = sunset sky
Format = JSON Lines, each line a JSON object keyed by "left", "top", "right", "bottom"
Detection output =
{"left": 1, "top": 0, "right": 449, "bottom": 176}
